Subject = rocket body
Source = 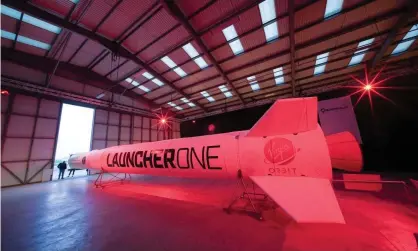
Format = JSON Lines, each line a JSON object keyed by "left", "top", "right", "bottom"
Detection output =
{"left": 69, "top": 124, "right": 332, "bottom": 180}
{"left": 68, "top": 97, "right": 363, "bottom": 224}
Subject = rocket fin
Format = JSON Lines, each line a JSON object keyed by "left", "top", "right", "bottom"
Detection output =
{"left": 250, "top": 176, "right": 345, "bottom": 224}
{"left": 246, "top": 97, "right": 317, "bottom": 137}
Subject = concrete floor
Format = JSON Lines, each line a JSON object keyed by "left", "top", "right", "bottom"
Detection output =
{"left": 2, "top": 175, "right": 418, "bottom": 251}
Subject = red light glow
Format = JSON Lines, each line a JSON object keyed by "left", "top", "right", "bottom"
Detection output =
{"left": 364, "top": 84, "right": 372, "bottom": 91}
{"left": 153, "top": 109, "right": 172, "bottom": 132}
{"left": 347, "top": 66, "right": 396, "bottom": 109}
{"left": 208, "top": 124, "right": 215, "bottom": 132}
{"left": 1, "top": 90, "right": 10, "bottom": 96}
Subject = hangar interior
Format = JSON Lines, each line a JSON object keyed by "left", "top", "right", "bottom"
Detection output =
{"left": 1, "top": 0, "right": 418, "bottom": 250}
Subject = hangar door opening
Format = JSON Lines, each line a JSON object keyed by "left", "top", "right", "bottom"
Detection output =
{"left": 53, "top": 104, "right": 94, "bottom": 180}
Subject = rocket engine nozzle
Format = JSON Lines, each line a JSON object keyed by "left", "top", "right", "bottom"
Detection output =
{"left": 326, "top": 132, "right": 363, "bottom": 172}
{"left": 68, "top": 152, "right": 88, "bottom": 170}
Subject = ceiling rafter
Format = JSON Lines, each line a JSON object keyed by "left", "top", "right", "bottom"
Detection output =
{"left": 3, "top": 0, "right": 207, "bottom": 112}
{"left": 155, "top": 9, "right": 414, "bottom": 103}
{"left": 181, "top": 59, "right": 417, "bottom": 118}
{"left": 67, "top": 0, "right": 123, "bottom": 64}
{"left": 115, "top": 0, "right": 322, "bottom": 98}
{"left": 46, "top": 0, "right": 79, "bottom": 58}
{"left": 12, "top": 12, "right": 24, "bottom": 50}
{"left": 175, "top": 46, "right": 418, "bottom": 111}
{"left": 162, "top": 0, "right": 245, "bottom": 104}
{"left": 1, "top": 47, "right": 157, "bottom": 108}
{"left": 148, "top": 0, "right": 388, "bottom": 100}
{"left": 369, "top": 0, "right": 418, "bottom": 70}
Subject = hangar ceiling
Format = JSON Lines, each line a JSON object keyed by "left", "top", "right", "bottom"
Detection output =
{"left": 1, "top": 0, "right": 418, "bottom": 120}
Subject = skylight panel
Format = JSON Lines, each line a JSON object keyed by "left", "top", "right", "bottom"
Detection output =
{"left": 247, "top": 76, "right": 260, "bottom": 91}
{"left": 126, "top": 78, "right": 139, "bottom": 86}
{"left": 391, "top": 24, "right": 418, "bottom": 55}
{"left": 161, "top": 56, "right": 187, "bottom": 77}
{"left": 358, "top": 38, "right": 375, "bottom": 48}
{"left": 1, "top": 5, "right": 22, "bottom": 19}
{"left": 1, "top": 30, "right": 16, "bottom": 40}
{"left": 167, "top": 102, "right": 183, "bottom": 110}
{"left": 17, "top": 35, "right": 51, "bottom": 50}
{"left": 173, "top": 68, "right": 187, "bottom": 77}
{"left": 139, "top": 86, "right": 150, "bottom": 92}
{"left": 125, "top": 78, "right": 150, "bottom": 92}
{"left": 182, "top": 43, "right": 208, "bottom": 69}
{"left": 142, "top": 72, "right": 154, "bottom": 79}
{"left": 313, "top": 52, "right": 329, "bottom": 75}
{"left": 22, "top": 15, "right": 61, "bottom": 34}
{"left": 1, "top": 30, "right": 50, "bottom": 50}
{"left": 1, "top": 5, "right": 61, "bottom": 34}
{"left": 324, "top": 0, "right": 344, "bottom": 19}
{"left": 161, "top": 56, "right": 177, "bottom": 68}
{"left": 201, "top": 91, "right": 215, "bottom": 102}
{"left": 273, "top": 67, "right": 284, "bottom": 85}
{"left": 218, "top": 85, "right": 233, "bottom": 98}
{"left": 250, "top": 82, "right": 260, "bottom": 91}
{"left": 259, "top": 0, "right": 279, "bottom": 42}
{"left": 180, "top": 97, "right": 196, "bottom": 107}
{"left": 348, "top": 38, "right": 375, "bottom": 66}
{"left": 152, "top": 79, "right": 164, "bottom": 87}
{"left": 141, "top": 72, "right": 164, "bottom": 86}
{"left": 222, "top": 25, "right": 244, "bottom": 55}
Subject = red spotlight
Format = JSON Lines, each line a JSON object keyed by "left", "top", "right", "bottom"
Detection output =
{"left": 160, "top": 118, "right": 166, "bottom": 124}
{"left": 192, "top": 120, "right": 196, "bottom": 123}
{"left": 364, "top": 84, "right": 372, "bottom": 91}
{"left": 347, "top": 66, "right": 396, "bottom": 109}
{"left": 1, "top": 90, "right": 10, "bottom": 96}
{"left": 208, "top": 124, "right": 215, "bottom": 132}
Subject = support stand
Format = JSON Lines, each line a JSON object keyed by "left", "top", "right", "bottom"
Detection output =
{"left": 224, "top": 170, "right": 269, "bottom": 221}
{"left": 94, "top": 168, "right": 131, "bottom": 189}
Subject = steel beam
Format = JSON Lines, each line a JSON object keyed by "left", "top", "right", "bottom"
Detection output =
{"left": 50, "top": 102, "right": 63, "bottom": 181}
{"left": 162, "top": 0, "right": 245, "bottom": 104}
{"left": 2, "top": 48, "right": 155, "bottom": 108}
{"left": 24, "top": 97, "right": 41, "bottom": 183}
{"left": 181, "top": 65, "right": 411, "bottom": 119}
{"left": 1, "top": 164, "right": 24, "bottom": 185}
{"left": 27, "top": 160, "right": 51, "bottom": 183}
{"left": 153, "top": 5, "right": 407, "bottom": 102}
{"left": 369, "top": 0, "right": 418, "bottom": 69}
{"left": 2, "top": 1, "right": 202, "bottom": 111}
{"left": 1, "top": 93, "right": 15, "bottom": 154}
{"left": 46, "top": 0, "right": 79, "bottom": 58}
{"left": 12, "top": 13, "right": 24, "bottom": 50}
{"left": 182, "top": 56, "right": 418, "bottom": 115}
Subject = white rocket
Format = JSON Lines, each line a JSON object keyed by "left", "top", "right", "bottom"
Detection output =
{"left": 69, "top": 97, "right": 362, "bottom": 224}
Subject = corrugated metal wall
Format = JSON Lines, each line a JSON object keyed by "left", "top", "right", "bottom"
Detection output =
{"left": 1, "top": 93, "right": 62, "bottom": 187}
{"left": 91, "top": 109, "right": 181, "bottom": 150}
{"left": 1, "top": 93, "right": 181, "bottom": 188}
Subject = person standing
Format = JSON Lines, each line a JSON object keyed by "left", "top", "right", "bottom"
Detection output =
{"left": 57, "top": 161, "right": 67, "bottom": 180}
